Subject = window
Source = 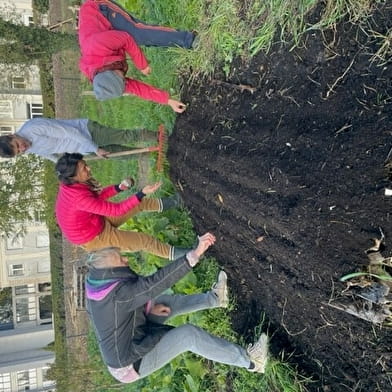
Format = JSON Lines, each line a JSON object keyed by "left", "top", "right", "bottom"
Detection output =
{"left": 39, "top": 282, "right": 51, "bottom": 293}
{"left": 27, "top": 103, "right": 43, "bottom": 119}
{"left": 11, "top": 76, "right": 26, "bottom": 89}
{"left": 42, "top": 367, "right": 56, "bottom": 388}
{"left": 15, "top": 297, "right": 36, "bottom": 323}
{"left": 0, "top": 101, "right": 12, "bottom": 119}
{"left": 0, "top": 126, "right": 13, "bottom": 135}
{"left": 0, "top": 373, "right": 11, "bottom": 392}
{"left": 33, "top": 210, "right": 43, "bottom": 223}
{"left": 23, "top": 15, "right": 34, "bottom": 27}
{"left": 6, "top": 236, "right": 23, "bottom": 250}
{"left": 39, "top": 295, "right": 52, "bottom": 321}
{"left": 8, "top": 264, "right": 24, "bottom": 277}
{"left": 36, "top": 232, "right": 49, "bottom": 248}
{"left": 15, "top": 284, "right": 35, "bottom": 295}
{"left": 17, "top": 369, "right": 37, "bottom": 391}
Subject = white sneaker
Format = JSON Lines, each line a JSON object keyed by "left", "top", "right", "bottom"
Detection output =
{"left": 212, "top": 271, "right": 229, "bottom": 308}
{"left": 247, "top": 333, "right": 269, "bottom": 373}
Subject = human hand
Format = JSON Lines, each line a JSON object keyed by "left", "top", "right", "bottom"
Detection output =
{"left": 119, "top": 177, "right": 135, "bottom": 191}
{"left": 168, "top": 99, "right": 187, "bottom": 113}
{"left": 150, "top": 304, "right": 171, "bottom": 316}
{"left": 193, "top": 232, "right": 216, "bottom": 258}
{"left": 141, "top": 65, "right": 151, "bottom": 76}
{"left": 142, "top": 181, "right": 162, "bottom": 195}
{"left": 96, "top": 148, "right": 109, "bottom": 158}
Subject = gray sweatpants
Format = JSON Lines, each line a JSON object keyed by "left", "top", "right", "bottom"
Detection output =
{"left": 137, "top": 291, "right": 251, "bottom": 378}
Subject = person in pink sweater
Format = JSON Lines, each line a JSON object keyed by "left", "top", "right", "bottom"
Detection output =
{"left": 55, "top": 153, "right": 189, "bottom": 260}
{"left": 79, "top": 0, "right": 198, "bottom": 112}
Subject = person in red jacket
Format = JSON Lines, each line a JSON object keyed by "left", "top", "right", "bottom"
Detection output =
{"left": 79, "top": 0, "right": 197, "bottom": 112}
{"left": 55, "top": 153, "right": 189, "bottom": 260}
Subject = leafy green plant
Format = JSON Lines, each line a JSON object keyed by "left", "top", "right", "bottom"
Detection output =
{"left": 33, "top": 0, "right": 49, "bottom": 14}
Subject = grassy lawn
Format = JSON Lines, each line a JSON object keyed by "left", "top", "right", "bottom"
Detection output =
{"left": 43, "top": 0, "right": 386, "bottom": 390}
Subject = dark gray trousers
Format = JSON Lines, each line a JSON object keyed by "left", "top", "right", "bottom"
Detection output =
{"left": 97, "top": 0, "right": 195, "bottom": 48}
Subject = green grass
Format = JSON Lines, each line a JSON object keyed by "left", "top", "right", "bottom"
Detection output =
{"left": 45, "top": 0, "right": 387, "bottom": 390}
{"left": 76, "top": 1, "right": 331, "bottom": 390}
{"left": 119, "top": 0, "right": 382, "bottom": 78}
{"left": 80, "top": 47, "right": 178, "bottom": 133}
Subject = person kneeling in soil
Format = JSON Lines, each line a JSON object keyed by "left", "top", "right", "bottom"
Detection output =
{"left": 0, "top": 117, "right": 158, "bottom": 162}
{"left": 79, "top": 0, "right": 196, "bottom": 112}
{"left": 55, "top": 153, "right": 188, "bottom": 260}
{"left": 84, "top": 233, "right": 269, "bottom": 384}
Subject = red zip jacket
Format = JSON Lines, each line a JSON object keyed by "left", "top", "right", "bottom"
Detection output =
{"left": 78, "top": 0, "right": 169, "bottom": 104}
{"left": 55, "top": 183, "right": 141, "bottom": 245}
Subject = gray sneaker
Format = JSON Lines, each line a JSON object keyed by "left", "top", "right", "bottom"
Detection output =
{"left": 212, "top": 271, "right": 229, "bottom": 308}
{"left": 191, "top": 33, "right": 200, "bottom": 49}
{"left": 247, "top": 333, "right": 269, "bottom": 373}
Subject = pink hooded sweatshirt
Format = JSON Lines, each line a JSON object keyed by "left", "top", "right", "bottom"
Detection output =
{"left": 78, "top": 0, "right": 169, "bottom": 104}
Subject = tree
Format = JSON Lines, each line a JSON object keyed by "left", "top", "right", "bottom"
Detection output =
{"left": 0, "top": 155, "right": 46, "bottom": 236}
{"left": 0, "top": 17, "right": 77, "bottom": 64}
{"left": 33, "top": 0, "right": 49, "bottom": 14}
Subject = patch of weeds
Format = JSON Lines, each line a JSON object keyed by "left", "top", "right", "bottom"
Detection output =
{"left": 312, "top": 0, "right": 379, "bottom": 29}
{"left": 232, "top": 321, "right": 311, "bottom": 392}
{"left": 173, "top": 0, "right": 248, "bottom": 78}
{"left": 246, "top": 0, "right": 318, "bottom": 55}
{"left": 369, "top": 27, "right": 392, "bottom": 66}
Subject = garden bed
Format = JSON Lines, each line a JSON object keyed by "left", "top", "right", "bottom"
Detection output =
{"left": 168, "top": 5, "right": 392, "bottom": 391}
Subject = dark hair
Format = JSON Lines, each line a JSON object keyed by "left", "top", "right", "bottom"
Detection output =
{"left": 0, "top": 135, "right": 16, "bottom": 158}
{"left": 55, "top": 153, "right": 83, "bottom": 184}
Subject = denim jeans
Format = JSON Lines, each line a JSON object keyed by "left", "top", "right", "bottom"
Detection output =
{"left": 97, "top": 0, "right": 194, "bottom": 48}
{"left": 137, "top": 292, "right": 251, "bottom": 378}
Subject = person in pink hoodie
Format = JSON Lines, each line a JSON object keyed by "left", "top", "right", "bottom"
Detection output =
{"left": 79, "top": 0, "right": 198, "bottom": 112}
{"left": 55, "top": 153, "right": 190, "bottom": 260}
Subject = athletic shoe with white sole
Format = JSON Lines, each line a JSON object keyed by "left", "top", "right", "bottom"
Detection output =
{"left": 212, "top": 271, "right": 229, "bottom": 308}
{"left": 247, "top": 333, "right": 269, "bottom": 373}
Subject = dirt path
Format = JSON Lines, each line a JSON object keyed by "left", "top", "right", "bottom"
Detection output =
{"left": 168, "top": 5, "right": 392, "bottom": 392}
{"left": 48, "top": 0, "right": 90, "bottom": 363}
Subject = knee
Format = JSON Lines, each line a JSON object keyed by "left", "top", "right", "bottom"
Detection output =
{"left": 176, "top": 324, "right": 202, "bottom": 344}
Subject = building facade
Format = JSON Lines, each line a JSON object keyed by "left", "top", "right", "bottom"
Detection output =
{"left": 0, "top": 0, "right": 47, "bottom": 137}
{"left": 0, "top": 2, "right": 55, "bottom": 390}
{"left": 0, "top": 223, "right": 55, "bottom": 392}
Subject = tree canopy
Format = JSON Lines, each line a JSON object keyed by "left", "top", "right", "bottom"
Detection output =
{"left": 0, "top": 18, "right": 77, "bottom": 64}
{"left": 0, "top": 155, "right": 46, "bottom": 236}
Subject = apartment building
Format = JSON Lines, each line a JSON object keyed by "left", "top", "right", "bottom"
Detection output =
{"left": 0, "top": 223, "right": 55, "bottom": 392}
{"left": 0, "top": 2, "right": 56, "bottom": 390}
{"left": 0, "top": 0, "right": 47, "bottom": 137}
{"left": 0, "top": 64, "right": 43, "bottom": 136}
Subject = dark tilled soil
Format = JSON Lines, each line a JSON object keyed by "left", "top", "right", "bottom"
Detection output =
{"left": 168, "top": 5, "right": 392, "bottom": 392}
